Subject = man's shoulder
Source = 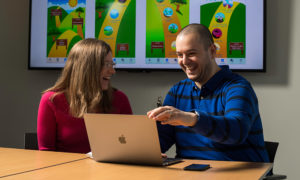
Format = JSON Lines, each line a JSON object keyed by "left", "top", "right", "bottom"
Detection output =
{"left": 218, "top": 65, "right": 250, "bottom": 84}
{"left": 219, "top": 73, "right": 256, "bottom": 97}
{"left": 222, "top": 72, "right": 251, "bottom": 88}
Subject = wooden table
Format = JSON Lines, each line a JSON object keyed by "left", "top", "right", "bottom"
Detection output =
{"left": 0, "top": 147, "right": 87, "bottom": 178}
{"left": 0, "top": 148, "right": 272, "bottom": 180}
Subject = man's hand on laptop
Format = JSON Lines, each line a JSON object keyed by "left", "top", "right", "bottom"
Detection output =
{"left": 161, "top": 153, "right": 167, "bottom": 159}
{"left": 147, "top": 106, "right": 198, "bottom": 127}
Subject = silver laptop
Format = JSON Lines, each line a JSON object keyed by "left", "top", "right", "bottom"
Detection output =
{"left": 83, "top": 113, "right": 182, "bottom": 166}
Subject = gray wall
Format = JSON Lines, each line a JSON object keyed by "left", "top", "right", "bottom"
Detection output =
{"left": 0, "top": 0, "right": 298, "bottom": 179}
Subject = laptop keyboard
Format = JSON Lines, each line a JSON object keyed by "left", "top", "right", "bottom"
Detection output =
{"left": 162, "top": 157, "right": 183, "bottom": 166}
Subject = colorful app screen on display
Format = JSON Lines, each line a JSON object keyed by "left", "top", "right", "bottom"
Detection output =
{"left": 95, "top": 0, "right": 136, "bottom": 65}
{"left": 200, "top": 0, "right": 246, "bottom": 65}
{"left": 47, "top": 0, "right": 86, "bottom": 63}
{"left": 146, "top": 0, "right": 189, "bottom": 65}
{"left": 30, "top": 0, "right": 264, "bottom": 70}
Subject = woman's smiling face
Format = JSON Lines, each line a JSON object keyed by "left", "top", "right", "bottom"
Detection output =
{"left": 100, "top": 52, "right": 116, "bottom": 90}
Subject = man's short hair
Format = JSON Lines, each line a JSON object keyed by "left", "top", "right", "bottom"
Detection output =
{"left": 178, "top": 24, "right": 214, "bottom": 50}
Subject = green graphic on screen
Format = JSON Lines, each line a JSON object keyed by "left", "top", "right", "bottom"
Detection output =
{"left": 95, "top": 0, "right": 136, "bottom": 62}
{"left": 47, "top": 0, "right": 86, "bottom": 58}
{"left": 201, "top": 1, "right": 245, "bottom": 59}
{"left": 146, "top": 0, "right": 189, "bottom": 64}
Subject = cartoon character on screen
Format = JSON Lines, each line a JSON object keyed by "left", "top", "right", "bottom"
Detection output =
{"left": 223, "top": 0, "right": 233, "bottom": 8}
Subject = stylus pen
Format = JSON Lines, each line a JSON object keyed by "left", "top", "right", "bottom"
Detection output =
{"left": 157, "top": 96, "right": 163, "bottom": 107}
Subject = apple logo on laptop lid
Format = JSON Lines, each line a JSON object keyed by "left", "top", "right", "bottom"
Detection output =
{"left": 118, "top": 134, "right": 127, "bottom": 144}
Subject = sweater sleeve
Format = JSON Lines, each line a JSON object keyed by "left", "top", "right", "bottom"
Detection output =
{"left": 37, "top": 92, "right": 57, "bottom": 151}
{"left": 192, "top": 82, "right": 258, "bottom": 145}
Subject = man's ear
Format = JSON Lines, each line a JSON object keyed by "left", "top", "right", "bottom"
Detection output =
{"left": 209, "top": 43, "right": 217, "bottom": 59}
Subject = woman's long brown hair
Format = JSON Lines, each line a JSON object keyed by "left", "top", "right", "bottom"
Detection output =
{"left": 43, "top": 38, "right": 114, "bottom": 118}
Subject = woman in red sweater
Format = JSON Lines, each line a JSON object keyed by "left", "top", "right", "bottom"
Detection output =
{"left": 37, "top": 39, "right": 132, "bottom": 153}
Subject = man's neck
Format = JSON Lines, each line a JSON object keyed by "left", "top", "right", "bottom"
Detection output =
{"left": 195, "top": 65, "right": 221, "bottom": 89}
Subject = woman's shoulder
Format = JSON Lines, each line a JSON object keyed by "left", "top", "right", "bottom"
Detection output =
{"left": 112, "top": 89, "right": 132, "bottom": 114}
{"left": 113, "top": 89, "right": 128, "bottom": 98}
{"left": 41, "top": 91, "right": 67, "bottom": 105}
{"left": 41, "top": 91, "right": 55, "bottom": 101}
{"left": 112, "top": 89, "right": 131, "bottom": 104}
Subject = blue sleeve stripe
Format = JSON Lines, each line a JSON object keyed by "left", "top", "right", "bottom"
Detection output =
{"left": 225, "top": 85, "right": 258, "bottom": 104}
{"left": 225, "top": 108, "right": 252, "bottom": 119}
{"left": 219, "top": 117, "right": 230, "bottom": 143}
{"left": 227, "top": 96, "right": 253, "bottom": 107}
{"left": 178, "top": 144, "right": 266, "bottom": 152}
{"left": 176, "top": 127, "right": 263, "bottom": 136}
{"left": 249, "top": 129, "right": 263, "bottom": 135}
{"left": 168, "top": 91, "right": 254, "bottom": 104}
{"left": 245, "top": 139, "right": 266, "bottom": 161}
{"left": 167, "top": 92, "right": 200, "bottom": 100}
{"left": 227, "top": 85, "right": 252, "bottom": 94}
{"left": 236, "top": 117, "right": 244, "bottom": 144}
{"left": 204, "top": 118, "right": 216, "bottom": 137}
{"left": 175, "top": 127, "right": 195, "bottom": 133}
{"left": 253, "top": 114, "right": 260, "bottom": 123}
{"left": 207, "top": 92, "right": 224, "bottom": 100}
{"left": 207, "top": 111, "right": 224, "bottom": 116}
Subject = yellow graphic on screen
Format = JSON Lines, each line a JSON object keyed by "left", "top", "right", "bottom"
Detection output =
{"left": 48, "top": 11, "right": 84, "bottom": 57}
{"left": 69, "top": 0, "right": 78, "bottom": 8}
{"left": 98, "top": 0, "right": 131, "bottom": 56}
{"left": 208, "top": 2, "right": 239, "bottom": 58}
{"left": 48, "top": 30, "right": 77, "bottom": 57}
{"left": 155, "top": 0, "right": 181, "bottom": 58}
{"left": 55, "top": 7, "right": 61, "bottom": 27}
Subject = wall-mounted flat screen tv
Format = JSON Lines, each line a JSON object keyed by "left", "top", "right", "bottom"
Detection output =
{"left": 29, "top": 0, "right": 265, "bottom": 71}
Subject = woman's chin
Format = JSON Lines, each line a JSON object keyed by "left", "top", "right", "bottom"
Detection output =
{"left": 101, "top": 82, "right": 109, "bottom": 90}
